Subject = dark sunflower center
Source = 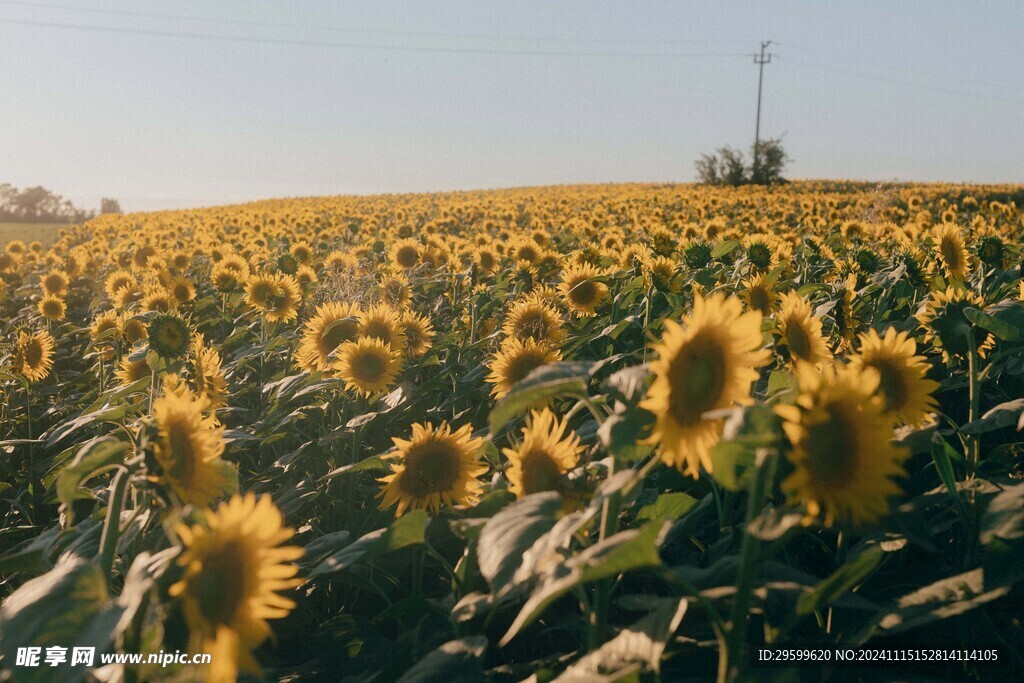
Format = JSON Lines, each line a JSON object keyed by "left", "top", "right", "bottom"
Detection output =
{"left": 786, "top": 320, "right": 812, "bottom": 360}
{"left": 803, "top": 405, "right": 858, "bottom": 486}
{"left": 569, "top": 279, "right": 597, "bottom": 306}
{"left": 25, "top": 340, "right": 43, "bottom": 366}
{"left": 667, "top": 332, "right": 727, "bottom": 426}
{"left": 165, "top": 420, "right": 197, "bottom": 486}
{"left": 747, "top": 244, "right": 772, "bottom": 269}
{"left": 520, "top": 449, "right": 563, "bottom": 495}
{"left": 321, "top": 320, "right": 357, "bottom": 353}
{"left": 194, "top": 540, "right": 249, "bottom": 626}
{"left": 364, "top": 321, "right": 394, "bottom": 345}
{"left": 941, "top": 239, "right": 962, "bottom": 270}
{"left": 352, "top": 350, "right": 387, "bottom": 381}
{"left": 872, "top": 360, "right": 908, "bottom": 412}
{"left": 401, "top": 443, "right": 461, "bottom": 497}
{"left": 506, "top": 350, "right": 545, "bottom": 385}
{"left": 749, "top": 287, "right": 771, "bottom": 313}
{"left": 397, "top": 246, "right": 419, "bottom": 267}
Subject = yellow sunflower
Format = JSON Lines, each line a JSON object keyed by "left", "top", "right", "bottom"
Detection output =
{"left": 41, "top": 269, "right": 70, "bottom": 297}
{"left": 150, "top": 375, "right": 234, "bottom": 507}
{"left": 169, "top": 493, "right": 303, "bottom": 683}
{"left": 849, "top": 327, "right": 939, "bottom": 428}
{"left": 115, "top": 355, "right": 151, "bottom": 386}
{"left": 778, "top": 363, "right": 909, "bottom": 527}
{"left": 401, "top": 311, "right": 436, "bottom": 358}
{"left": 640, "top": 293, "right": 770, "bottom": 477}
{"left": 14, "top": 329, "right": 56, "bottom": 383}
{"left": 390, "top": 238, "right": 421, "bottom": 270}
{"left": 503, "top": 408, "right": 583, "bottom": 498}
{"left": 168, "top": 276, "right": 196, "bottom": 305}
{"left": 296, "top": 302, "right": 361, "bottom": 373}
{"left": 358, "top": 303, "right": 408, "bottom": 353}
{"left": 191, "top": 334, "right": 228, "bottom": 410}
{"left": 775, "top": 291, "right": 833, "bottom": 366}
{"left": 141, "top": 287, "right": 175, "bottom": 313}
{"left": 104, "top": 269, "right": 135, "bottom": 300}
{"left": 377, "top": 422, "right": 488, "bottom": 516}
{"left": 37, "top": 294, "right": 66, "bottom": 321}
{"left": 333, "top": 337, "right": 401, "bottom": 396}
{"left": 120, "top": 314, "right": 148, "bottom": 345}
{"left": 932, "top": 222, "right": 972, "bottom": 281}
{"left": 485, "top": 337, "right": 563, "bottom": 399}
{"left": 558, "top": 263, "right": 609, "bottom": 317}
{"left": 244, "top": 272, "right": 301, "bottom": 324}
{"left": 741, "top": 273, "right": 778, "bottom": 316}
{"left": 916, "top": 287, "right": 994, "bottom": 363}
{"left": 501, "top": 297, "right": 567, "bottom": 346}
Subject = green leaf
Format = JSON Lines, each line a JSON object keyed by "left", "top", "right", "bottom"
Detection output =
{"left": 553, "top": 598, "right": 687, "bottom": 682}
{"left": 597, "top": 407, "right": 654, "bottom": 461}
{"left": 747, "top": 506, "right": 805, "bottom": 542}
{"left": 960, "top": 398, "right": 1024, "bottom": 434}
{"left": 0, "top": 527, "right": 61, "bottom": 574}
{"left": 929, "top": 434, "right": 969, "bottom": 524}
{"left": 489, "top": 361, "right": 595, "bottom": 433}
{"left": 477, "top": 492, "right": 563, "bottom": 595}
{"left": 322, "top": 454, "right": 390, "bottom": 480}
{"left": 965, "top": 301, "right": 1024, "bottom": 341}
{"left": 44, "top": 404, "right": 130, "bottom": 448}
{"left": 636, "top": 493, "right": 698, "bottom": 524}
{"left": 500, "top": 522, "right": 666, "bottom": 646}
{"left": 0, "top": 557, "right": 125, "bottom": 683}
{"left": 980, "top": 481, "right": 1024, "bottom": 544}
{"left": 796, "top": 546, "right": 883, "bottom": 616}
{"left": 712, "top": 239, "right": 740, "bottom": 258}
{"left": 395, "top": 636, "right": 488, "bottom": 683}
{"left": 310, "top": 509, "right": 428, "bottom": 576}
{"left": 55, "top": 437, "right": 128, "bottom": 526}
{"left": 871, "top": 568, "right": 1010, "bottom": 636}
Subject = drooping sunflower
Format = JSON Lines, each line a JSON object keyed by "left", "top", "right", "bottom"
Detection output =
{"left": 377, "top": 422, "right": 488, "bottom": 516}
{"left": 169, "top": 493, "right": 303, "bottom": 683}
{"left": 916, "top": 287, "right": 994, "bottom": 363}
{"left": 150, "top": 375, "right": 234, "bottom": 507}
{"left": 295, "top": 302, "right": 361, "bottom": 373}
{"left": 503, "top": 408, "right": 583, "bottom": 498}
{"left": 191, "top": 334, "right": 228, "bottom": 410}
{"left": 501, "top": 297, "right": 566, "bottom": 346}
{"left": 358, "top": 303, "right": 408, "bottom": 353}
{"left": 932, "top": 222, "right": 972, "bottom": 281}
{"left": 333, "top": 337, "right": 401, "bottom": 396}
{"left": 485, "top": 337, "right": 563, "bottom": 399}
{"left": 778, "top": 363, "right": 909, "bottom": 527}
{"left": 14, "top": 329, "right": 55, "bottom": 383}
{"left": 558, "top": 263, "right": 609, "bottom": 317}
{"left": 849, "top": 327, "right": 939, "bottom": 428}
{"left": 775, "top": 291, "right": 833, "bottom": 366}
{"left": 640, "top": 293, "right": 770, "bottom": 477}
{"left": 148, "top": 313, "right": 192, "bottom": 359}
{"left": 37, "top": 294, "right": 66, "bottom": 321}
{"left": 401, "top": 311, "right": 436, "bottom": 358}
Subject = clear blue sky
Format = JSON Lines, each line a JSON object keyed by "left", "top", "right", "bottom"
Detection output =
{"left": 2, "top": 1, "right": 1022, "bottom": 212}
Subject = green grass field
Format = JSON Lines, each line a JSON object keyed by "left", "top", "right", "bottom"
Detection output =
{"left": 0, "top": 222, "right": 65, "bottom": 246}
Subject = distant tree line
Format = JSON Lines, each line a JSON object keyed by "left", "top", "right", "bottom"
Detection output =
{"left": 0, "top": 184, "right": 121, "bottom": 223}
{"left": 695, "top": 138, "right": 789, "bottom": 186}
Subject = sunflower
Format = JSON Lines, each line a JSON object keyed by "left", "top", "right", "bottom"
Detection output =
{"left": 169, "top": 276, "right": 196, "bottom": 304}
{"left": 295, "top": 302, "right": 361, "bottom": 373}
{"left": 640, "top": 293, "right": 770, "bottom": 477}
{"left": 974, "top": 234, "right": 1005, "bottom": 269}
{"left": 169, "top": 493, "right": 303, "bottom": 683}
{"left": 503, "top": 409, "right": 582, "bottom": 498}
{"left": 191, "top": 335, "right": 228, "bottom": 410}
{"left": 916, "top": 287, "right": 994, "bottom": 363}
{"left": 244, "top": 272, "right": 301, "bottom": 324}
{"left": 646, "top": 255, "right": 680, "bottom": 293}
{"left": 778, "top": 363, "right": 909, "bottom": 526}
{"left": 377, "top": 422, "right": 488, "bottom": 516}
{"left": 744, "top": 236, "right": 775, "bottom": 271}
{"left": 485, "top": 337, "right": 563, "bottom": 399}
{"left": 14, "top": 329, "right": 55, "bottom": 382}
{"left": 90, "top": 310, "right": 121, "bottom": 358}
{"left": 401, "top": 311, "right": 435, "bottom": 358}
{"left": 211, "top": 263, "right": 244, "bottom": 292}
{"left": 37, "top": 294, "right": 66, "bottom": 321}
{"left": 104, "top": 269, "right": 135, "bottom": 299}
{"left": 358, "top": 303, "right": 408, "bottom": 353}
{"left": 932, "top": 222, "right": 972, "bottom": 281}
{"left": 334, "top": 337, "right": 401, "bottom": 396}
{"left": 115, "top": 355, "right": 151, "bottom": 386}
{"left": 741, "top": 273, "right": 778, "bottom": 315}
{"left": 558, "top": 263, "right": 608, "bottom": 317}
{"left": 501, "top": 297, "right": 566, "bottom": 346}
{"left": 849, "top": 327, "right": 939, "bottom": 428}
{"left": 149, "top": 313, "right": 192, "bottom": 359}
{"left": 121, "top": 314, "right": 148, "bottom": 345}
{"left": 775, "top": 292, "right": 833, "bottom": 366}
{"left": 150, "top": 375, "right": 234, "bottom": 507}
{"left": 41, "top": 269, "right": 70, "bottom": 297}
{"left": 141, "top": 287, "right": 175, "bottom": 313}
{"left": 112, "top": 285, "right": 142, "bottom": 310}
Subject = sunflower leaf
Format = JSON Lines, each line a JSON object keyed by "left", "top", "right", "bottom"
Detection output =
{"left": 795, "top": 546, "right": 883, "bottom": 616}
{"left": 55, "top": 437, "right": 128, "bottom": 526}
{"left": 488, "top": 361, "right": 595, "bottom": 433}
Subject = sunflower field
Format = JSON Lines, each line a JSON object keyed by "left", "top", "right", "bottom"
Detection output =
{"left": 1, "top": 181, "right": 1024, "bottom": 682}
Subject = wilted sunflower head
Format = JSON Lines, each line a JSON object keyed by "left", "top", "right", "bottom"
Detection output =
{"left": 14, "top": 329, "right": 55, "bottom": 383}
{"left": 38, "top": 294, "right": 66, "bottom": 321}
{"left": 377, "top": 272, "right": 412, "bottom": 309}
{"left": 333, "top": 336, "right": 401, "bottom": 396}
{"left": 503, "top": 408, "right": 582, "bottom": 498}
{"left": 558, "top": 263, "right": 608, "bottom": 317}
{"left": 640, "top": 293, "right": 770, "bottom": 477}
{"left": 149, "top": 313, "right": 191, "bottom": 359}
{"left": 777, "top": 362, "right": 909, "bottom": 527}
{"left": 168, "top": 493, "right": 302, "bottom": 683}
{"left": 295, "top": 302, "right": 361, "bottom": 373}
{"left": 377, "top": 422, "right": 488, "bottom": 516}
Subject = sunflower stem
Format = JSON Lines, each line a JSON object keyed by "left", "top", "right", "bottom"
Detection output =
{"left": 98, "top": 467, "right": 130, "bottom": 578}
{"left": 719, "top": 448, "right": 777, "bottom": 683}
{"left": 965, "top": 330, "right": 980, "bottom": 473}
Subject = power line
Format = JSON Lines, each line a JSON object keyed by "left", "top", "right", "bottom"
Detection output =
{"left": 0, "top": 16, "right": 752, "bottom": 58}
{"left": 752, "top": 40, "right": 773, "bottom": 180}
{"left": 0, "top": 0, "right": 751, "bottom": 48}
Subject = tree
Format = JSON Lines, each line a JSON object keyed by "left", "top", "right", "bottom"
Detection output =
{"left": 100, "top": 198, "right": 123, "bottom": 214}
{"left": 0, "top": 184, "right": 94, "bottom": 223}
{"left": 695, "top": 138, "right": 789, "bottom": 186}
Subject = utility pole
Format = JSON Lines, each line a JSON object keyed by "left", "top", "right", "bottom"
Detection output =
{"left": 752, "top": 40, "right": 773, "bottom": 182}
